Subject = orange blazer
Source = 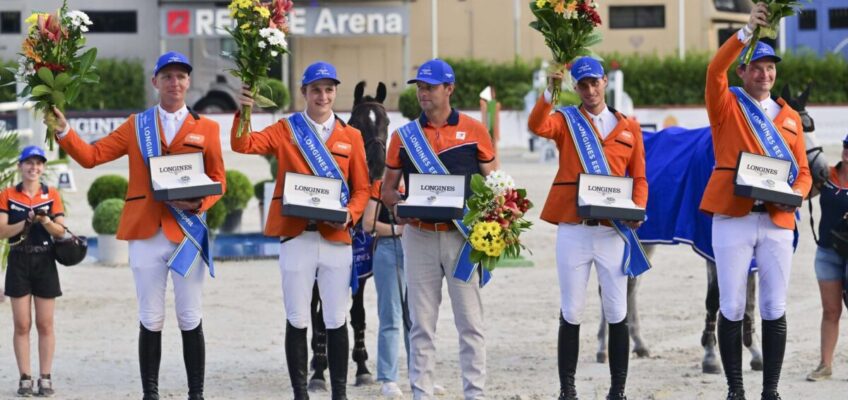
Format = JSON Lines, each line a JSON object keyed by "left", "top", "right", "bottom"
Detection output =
{"left": 527, "top": 98, "right": 648, "bottom": 225}
{"left": 230, "top": 114, "right": 370, "bottom": 244}
{"left": 701, "top": 35, "right": 812, "bottom": 229}
{"left": 58, "top": 110, "right": 226, "bottom": 243}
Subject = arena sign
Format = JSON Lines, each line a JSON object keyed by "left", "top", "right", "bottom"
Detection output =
{"left": 161, "top": 5, "right": 409, "bottom": 38}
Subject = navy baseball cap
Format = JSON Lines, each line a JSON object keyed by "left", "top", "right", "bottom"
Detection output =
{"left": 19, "top": 145, "right": 47, "bottom": 163}
{"left": 301, "top": 61, "right": 341, "bottom": 86}
{"left": 739, "top": 41, "right": 782, "bottom": 65}
{"left": 570, "top": 57, "right": 605, "bottom": 82}
{"left": 153, "top": 51, "right": 192, "bottom": 76}
{"left": 407, "top": 59, "right": 455, "bottom": 85}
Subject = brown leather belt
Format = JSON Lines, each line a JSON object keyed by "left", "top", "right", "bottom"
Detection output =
{"left": 414, "top": 221, "right": 455, "bottom": 232}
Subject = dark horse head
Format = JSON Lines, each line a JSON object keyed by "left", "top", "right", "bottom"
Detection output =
{"left": 348, "top": 81, "right": 389, "bottom": 181}
{"left": 782, "top": 84, "right": 829, "bottom": 196}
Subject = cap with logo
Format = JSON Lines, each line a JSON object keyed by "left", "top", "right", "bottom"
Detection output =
{"left": 19, "top": 145, "right": 47, "bottom": 163}
{"left": 407, "top": 59, "right": 455, "bottom": 85}
{"left": 301, "top": 61, "right": 341, "bottom": 86}
{"left": 153, "top": 51, "right": 193, "bottom": 76}
{"left": 570, "top": 57, "right": 605, "bottom": 82}
{"left": 739, "top": 41, "right": 782, "bottom": 65}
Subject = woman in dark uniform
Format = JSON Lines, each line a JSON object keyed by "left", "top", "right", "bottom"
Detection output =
{"left": 0, "top": 146, "right": 67, "bottom": 397}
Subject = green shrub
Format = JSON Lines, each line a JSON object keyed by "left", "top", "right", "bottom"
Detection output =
{"left": 258, "top": 78, "right": 290, "bottom": 113}
{"left": 67, "top": 59, "right": 146, "bottom": 110}
{"left": 87, "top": 174, "right": 128, "bottom": 209}
{"left": 205, "top": 201, "right": 227, "bottom": 231}
{"left": 254, "top": 179, "right": 275, "bottom": 201}
{"left": 92, "top": 198, "right": 124, "bottom": 234}
{"left": 222, "top": 170, "right": 252, "bottom": 212}
{"left": 398, "top": 86, "right": 420, "bottom": 121}
{"left": 443, "top": 57, "right": 539, "bottom": 109}
{"left": 0, "top": 60, "right": 15, "bottom": 102}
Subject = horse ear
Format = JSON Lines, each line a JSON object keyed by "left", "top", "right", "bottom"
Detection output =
{"left": 799, "top": 84, "right": 811, "bottom": 107}
{"left": 781, "top": 84, "right": 791, "bottom": 102}
{"left": 376, "top": 82, "right": 387, "bottom": 104}
{"left": 354, "top": 81, "right": 366, "bottom": 106}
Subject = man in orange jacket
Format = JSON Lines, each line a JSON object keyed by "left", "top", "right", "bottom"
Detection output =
{"left": 702, "top": 3, "right": 812, "bottom": 400}
{"left": 233, "top": 61, "right": 370, "bottom": 400}
{"left": 528, "top": 56, "right": 647, "bottom": 400}
{"left": 49, "top": 51, "right": 226, "bottom": 400}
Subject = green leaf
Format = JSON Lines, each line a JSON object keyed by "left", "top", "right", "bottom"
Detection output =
{"left": 37, "top": 68, "right": 54, "bottom": 87}
{"left": 51, "top": 91, "right": 66, "bottom": 107}
{"left": 65, "top": 85, "right": 81, "bottom": 104}
{"left": 79, "top": 48, "right": 98, "bottom": 72}
{"left": 470, "top": 174, "right": 486, "bottom": 193}
{"left": 253, "top": 92, "right": 277, "bottom": 108}
{"left": 53, "top": 73, "right": 72, "bottom": 91}
{"left": 31, "top": 85, "right": 52, "bottom": 97}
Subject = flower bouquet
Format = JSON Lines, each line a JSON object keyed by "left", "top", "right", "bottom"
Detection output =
{"left": 741, "top": 1, "right": 808, "bottom": 64}
{"left": 226, "top": 0, "right": 293, "bottom": 137}
{"left": 529, "top": 0, "right": 602, "bottom": 104}
{"left": 8, "top": 0, "right": 97, "bottom": 150}
{"left": 463, "top": 171, "right": 533, "bottom": 271}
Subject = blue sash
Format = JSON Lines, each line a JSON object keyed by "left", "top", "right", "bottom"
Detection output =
{"left": 285, "top": 113, "right": 350, "bottom": 207}
{"left": 397, "top": 120, "right": 492, "bottom": 287}
{"left": 557, "top": 106, "right": 651, "bottom": 277}
{"left": 729, "top": 87, "right": 799, "bottom": 185}
{"left": 135, "top": 107, "right": 214, "bottom": 278}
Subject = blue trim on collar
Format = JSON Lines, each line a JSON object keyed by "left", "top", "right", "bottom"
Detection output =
{"left": 15, "top": 182, "right": 48, "bottom": 194}
{"left": 418, "top": 108, "right": 460, "bottom": 127}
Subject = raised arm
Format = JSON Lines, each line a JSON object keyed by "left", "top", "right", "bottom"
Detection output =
{"left": 52, "top": 107, "right": 131, "bottom": 168}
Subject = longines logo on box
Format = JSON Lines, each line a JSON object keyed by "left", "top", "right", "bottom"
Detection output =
{"left": 294, "top": 185, "right": 330, "bottom": 195}
{"left": 746, "top": 164, "right": 778, "bottom": 176}
{"left": 420, "top": 185, "right": 455, "bottom": 195}
{"left": 587, "top": 185, "right": 622, "bottom": 194}
{"left": 160, "top": 165, "right": 193, "bottom": 175}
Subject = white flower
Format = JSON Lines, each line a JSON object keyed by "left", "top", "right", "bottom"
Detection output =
{"left": 485, "top": 170, "right": 515, "bottom": 196}
{"left": 260, "top": 28, "right": 286, "bottom": 47}
{"left": 271, "top": 50, "right": 278, "bottom": 57}
{"left": 258, "top": 40, "right": 267, "bottom": 49}
{"left": 67, "top": 10, "right": 92, "bottom": 27}
{"left": 80, "top": 25, "right": 88, "bottom": 32}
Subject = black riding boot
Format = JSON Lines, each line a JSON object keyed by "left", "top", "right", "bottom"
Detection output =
{"left": 139, "top": 324, "right": 162, "bottom": 400}
{"left": 558, "top": 315, "right": 579, "bottom": 400}
{"left": 607, "top": 319, "right": 629, "bottom": 400}
{"left": 761, "top": 315, "right": 787, "bottom": 400}
{"left": 182, "top": 322, "right": 205, "bottom": 400}
{"left": 285, "top": 322, "right": 310, "bottom": 400}
{"left": 718, "top": 313, "right": 746, "bottom": 400}
{"left": 327, "top": 324, "right": 350, "bottom": 400}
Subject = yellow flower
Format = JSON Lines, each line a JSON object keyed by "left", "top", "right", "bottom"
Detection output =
{"left": 254, "top": 6, "right": 271, "bottom": 19}
{"left": 535, "top": 0, "right": 548, "bottom": 8}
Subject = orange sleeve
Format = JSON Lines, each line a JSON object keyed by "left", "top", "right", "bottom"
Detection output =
{"left": 527, "top": 94, "right": 565, "bottom": 140}
{"left": 370, "top": 179, "right": 382, "bottom": 200}
{"left": 386, "top": 131, "right": 402, "bottom": 169}
{"left": 628, "top": 123, "right": 648, "bottom": 208}
{"left": 789, "top": 114, "right": 813, "bottom": 197}
{"left": 474, "top": 122, "right": 496, "bottom": 163}
{"left": 346, "top": 129, "right": 371, "bottom": 225}
{"left": 57, "top": 116, "right": 133, "bottom": 168}
{"left": 230, "top": 113, "right": 282, "bottom": 155}
{"left": 0, "top": 189, "right": 8, "bottom": 213}
{"left": 49, "top": 188, "right": 65, "bottom": 216}
{"left": 706, "top": 34, "right": 745, "bottom": 128}
{"left": 199, "top": 120, "right": 226, "bottom": 212}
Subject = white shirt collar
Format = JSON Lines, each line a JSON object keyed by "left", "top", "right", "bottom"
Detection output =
{"left": 303, "top": 112, "right": 336, "bottom": 141}
{"left": 585, "top": 107, "right": 618, "bottom": 139}
{"left": 158, "top": 104, "right": 188, "bottom": 121}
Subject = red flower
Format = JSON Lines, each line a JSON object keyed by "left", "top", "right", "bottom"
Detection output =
{"left": 577, "top": 1, "right": 602, "bottom": 26}
{"left": 37, "top": 13, "right": 66, "bottom": 43}
{"left": 269, "top": 0, "right": 293, "bottom": 32}
{"left": 34, "top": 62, "right": 67, "bottom": 72}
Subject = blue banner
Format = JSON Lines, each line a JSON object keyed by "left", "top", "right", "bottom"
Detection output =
{"left": 285, "top": 113, "right": 350, "bottom": 207}
{"left": 730, "top": 86, "right": 799, "bottom": 185}
{"left": 135, "top": 107, "right": 214, "bottom": 277}
{"left": 397, "top": 120, "right": 492, "bottom": 287}
{"left": 557, "top": 106, "right": 651, "bottom": 277}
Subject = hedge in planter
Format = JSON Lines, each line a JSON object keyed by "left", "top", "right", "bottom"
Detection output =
{"left": 206, "top": 201, "right": 227, "bottom": 232}
{"left": 87, "top": 175, "right": 128, "bottom": 209}
{"left": 223, "top": 170, "right": 252, "bottom": 213}
{"left": 92, "top": 198, "right": 124, "bottom": 235}
{"left": 257, "top": 79, "right": 290, "bottom": 113}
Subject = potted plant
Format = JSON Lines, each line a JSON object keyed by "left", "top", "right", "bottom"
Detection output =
{"left": 92, "top": 198, "right": 127, "bottom": 265}
{"left": 206, "top": 201, "right": 227, "bottom": 233}
{"left": 87, "top": 174, "right": 128, "bottom": 209}
{"left": 220, "top": 170, "right": 252, "bottom": 233}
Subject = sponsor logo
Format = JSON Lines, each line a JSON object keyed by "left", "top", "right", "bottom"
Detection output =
{"left": 167, "top": 10, "right": 190, "bottom": 35}
{"left": 186, "top": 133, "right": 205, "bottom": 144}
{"left": 333, "top": 142, "right": 351, "bottom": 152}
{"left": 420, "top": 185, "right": 455, "bottom": 195}
{"left": 160, "top": 164, "right": 193, "bottom": 175}
{"left": 456, "top": 131, "right": 466, "bottom": 140}
{"left": 620, "top": 131, "right": 632, "bottom": 140}
{"left": 294, "top": 185, "right": 330, "bottom": 195}
{"left": 746, "top": 164, "right": 778, "bottom": 176}
{"left": 587, "top": 185, "right": 622, "bottom": 194}
{"left": 783, "top": 119, "right": 797, "bottom": 130}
